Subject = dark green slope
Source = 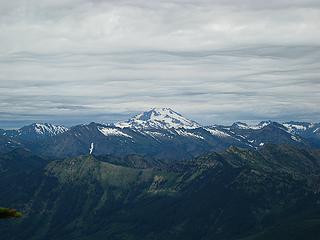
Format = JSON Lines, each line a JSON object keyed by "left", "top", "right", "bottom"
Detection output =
{"left": 0, "top": 148, "right": 48, "bottom": 205}
{"left": 96, "top": 145, "right": 320, "bottom": 240}
{"left": 1, "top": 145, "right": 320, "bottom": 240}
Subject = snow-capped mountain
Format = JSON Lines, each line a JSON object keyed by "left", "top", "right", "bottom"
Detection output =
{"left": 22, "top": 123, "right": 68, "bottom": 136}
{"left": 0, "top": 123, "right": 69, "bottom": 154}
{"left": 3, "top": 123, "right": 68, "bottom": 140}
{"left": 282, "top": 121, "right": 320, "bottom": 147}
{"left": 283, "top": 122, "right": 317, "bottom": 134}
{"left": 115, "top": 108, "right": 201, "bottom": 130}
{"left": 221, "top": 120, "right": 306, "bottom": 148}
{"left": 231, "top": 121, "right": 273, "bottom": 130}
{"left": 0, "top": 108, "right": 318, "bottom": 159}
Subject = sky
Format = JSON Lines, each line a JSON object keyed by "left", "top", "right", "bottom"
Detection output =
{"left": 0, "top": 0, "right": 319, "bottom": 128}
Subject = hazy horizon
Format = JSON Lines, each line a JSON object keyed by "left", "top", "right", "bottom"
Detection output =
{"left": 0, "top": 107, "right": 319, "bottom": 130}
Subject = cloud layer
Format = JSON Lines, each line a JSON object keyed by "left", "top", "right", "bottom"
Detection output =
{"left": 0, "top": 0, "right": 319, "bottom": 128}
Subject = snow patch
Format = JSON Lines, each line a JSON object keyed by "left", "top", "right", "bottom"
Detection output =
{"left": 32, "top": 123, "right": 68, "bottom": 136}
{"left": 205, "top": 128, "right": 230, "bottom": 138}
{"left": 176, "top": 130, "right": 204, "bottom": 139}
{"left": 233, "top": 121, "right": 271, "bottom": 130}
{"left": 233, "top": 122, "right": 249, "bottom": 129}
{"left": 283, "top": 123, "right": 307, "bottom": 133}
{"left": 98, "top": 127, "right": 132, "bottom": 138}
{"left": 89, "top": 143, "right": 94, "bottom": 154}
{"left": 291, "top": 135, "right": 301, "bottom": 142}
{"left": 145, "top": 131, "right": 167, "bottom": 138}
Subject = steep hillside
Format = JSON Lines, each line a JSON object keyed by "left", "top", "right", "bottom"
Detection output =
{"left": 1, "top": 145, "right": 320, "bottom": 239}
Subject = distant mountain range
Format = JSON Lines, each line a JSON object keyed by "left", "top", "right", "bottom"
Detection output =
{"left": 1, "top": 108, "right": 320, "bottom": 240}
{"left": 1, "top": 108, "right": 319, "bottom": 159}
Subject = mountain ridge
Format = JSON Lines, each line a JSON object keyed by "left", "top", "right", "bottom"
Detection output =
{"left": 0, "top": 108, "right": 319, "bottom": 159}
{"left": 1, "top": 144, "right": 320, "bottom": 240}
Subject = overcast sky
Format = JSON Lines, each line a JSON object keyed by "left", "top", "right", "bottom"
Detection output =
{"left": 0, "top": 0, "right": 319, "bottom": 128}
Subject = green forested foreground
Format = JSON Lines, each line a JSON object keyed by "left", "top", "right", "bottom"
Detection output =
{"left": 1, "top": 145, "right": 320, "bottom": 239}
{"left": 0, "top": 208, "right": 22, "bottom": 219}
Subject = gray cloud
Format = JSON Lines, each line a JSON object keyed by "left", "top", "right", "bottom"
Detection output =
{"left": 0, "top": 1, "right": 319, "bottom": 128}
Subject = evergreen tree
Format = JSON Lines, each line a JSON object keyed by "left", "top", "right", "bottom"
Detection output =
{"left": 0, "top": 208, "right": 22, "bottom": 219}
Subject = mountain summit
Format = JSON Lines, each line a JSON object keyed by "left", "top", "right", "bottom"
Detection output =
{"left": 20, "top": 123, "right": 68, "bottom": 136}
{"left": 115, "top": 108, "right": 201, "bottom": 130}
{"left": 3, "top": 123, "right": 68, "bottom": 140}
